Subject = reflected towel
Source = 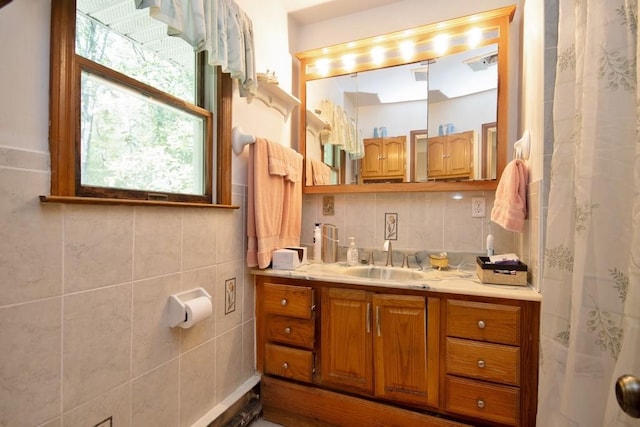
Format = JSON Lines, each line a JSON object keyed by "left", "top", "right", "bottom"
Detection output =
{"left": 490, "top": 158, "right": 528, "bottom": 232}
{"left": 309, "top": 159, "right": 332, "bottom": 185}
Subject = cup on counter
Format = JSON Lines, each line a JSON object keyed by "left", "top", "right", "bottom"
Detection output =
{"left": 380, "top": 126, "right": 387, "bottom": 137}
{"left": 373, "top": 127, "right": 379, "bottom": 138}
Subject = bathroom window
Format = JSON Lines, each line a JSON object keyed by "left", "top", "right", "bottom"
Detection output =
{"left": 48, "top": 0, "right": 233, "bottom": 205}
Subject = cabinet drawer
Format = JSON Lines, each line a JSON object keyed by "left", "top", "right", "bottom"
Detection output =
{"left": 445, "top": 375, "right": 519, "bottom": 426}
{"left": 266, "top": 315, "right": 315, "bottom": 349}
{"left": 263, "top": 283, "right": 314, "bottom": 319}
{"left": 265, "top": 344, "right": 314, "bottom": 383}
{"left": 446, "top": 299, "right": 520, "bottom": 345}
{"left": 446, "top": 337, "right": 520, "bottom": 386}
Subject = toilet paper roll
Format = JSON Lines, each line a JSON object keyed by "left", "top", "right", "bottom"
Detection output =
{"left": 180, "top": 296, "right": 212, "bottom": 329}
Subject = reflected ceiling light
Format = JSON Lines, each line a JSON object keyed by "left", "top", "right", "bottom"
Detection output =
{"left": 434, "top": 34, "right": 450, "bottom": 56}
{"left": 400, "top": 40, "right": 415, "bottom": 61}
{"left": 452, "top": 193, "right": 463, "bottom": 200}
{"left": 371, "top": 46, "right": 385, "bottom": 65}
{"left": 342, "top": 54, "right": 356, "bottom": 71}
{"left": 316, "top": 58, "right": 330, "bottom": 76}
{"left": 467, "top": 27, "right": 482, "bottom": 48}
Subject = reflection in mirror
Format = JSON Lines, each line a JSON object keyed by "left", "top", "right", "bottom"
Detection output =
{"left": 481, "top": 122, "right": 498, "bottom": 179}
{"left": 410, "top": 129, "right": 428, "bottom": 182}
{"left": 297, "top": 5, "right": 515, "bottom": 194}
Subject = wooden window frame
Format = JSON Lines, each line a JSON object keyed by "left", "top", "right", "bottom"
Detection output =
{"left": 45, "top": 0, "right": 234, "bottom": 208}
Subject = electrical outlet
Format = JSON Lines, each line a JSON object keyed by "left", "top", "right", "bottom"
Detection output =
{"left": 471, "top": 197, "right": 486, "bottom": 218}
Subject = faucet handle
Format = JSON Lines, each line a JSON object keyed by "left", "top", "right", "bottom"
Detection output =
{"left": 367, "top": 251, "right": 374, "bottom": 265}
{"left": 401, "top": 254, "right": 410, "bottom": 268}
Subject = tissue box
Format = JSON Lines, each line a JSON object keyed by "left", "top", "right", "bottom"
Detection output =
{"left": 272, "top": 247, "right": 307, "bottom": 270}
{"left": 476, "top": 256, "right": 528, "bottom": 286}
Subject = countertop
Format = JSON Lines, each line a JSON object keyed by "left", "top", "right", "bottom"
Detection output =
{"left": 252, "top": 261, "right": 542, "bottom": 302}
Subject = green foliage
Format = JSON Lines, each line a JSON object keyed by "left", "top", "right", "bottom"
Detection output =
{"left": 76, "top": 12, "right": 204, "bottom": 195}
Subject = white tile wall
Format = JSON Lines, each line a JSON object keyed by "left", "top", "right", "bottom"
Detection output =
{"left": 301, "top": 191, "right": 518, "bottom": 258}
{"left": 0, "top": 147, "right": 255, "bottom": 426}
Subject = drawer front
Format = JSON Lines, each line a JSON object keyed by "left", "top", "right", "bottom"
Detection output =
{"left": 263, "top": 283, "right": 314, "bottom": 319}
{"left": 446, "top": 337, "right": 520, "bottom": 385}
{"left": 447, "top": 299, "right": 521, "bottom": 345}
{"left": 445, "top": 375, "right": 519, "bottom": 426}
{"left": 265, "top": 344, "right": 314, "bottom": 383}
{"left": 266, "top": 315, "right": 315, "bottom": 349}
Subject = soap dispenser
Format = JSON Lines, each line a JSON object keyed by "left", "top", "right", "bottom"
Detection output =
{"left": 347, "top": 237, "right": 359, "bottom": 266}
{"left": 313, "top": 223, "right": 322, "bottom": 261}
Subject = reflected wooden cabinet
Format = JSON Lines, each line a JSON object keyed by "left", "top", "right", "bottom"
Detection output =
{"left": 361, "top": 136, "right": 406, "bottom": 182}
{"left": 428, "top": 130, "right": 474, "bottom": 180}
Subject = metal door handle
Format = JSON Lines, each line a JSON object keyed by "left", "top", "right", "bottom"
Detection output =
{"left": 616, "top": 374, "right": 640, "bottom": 418}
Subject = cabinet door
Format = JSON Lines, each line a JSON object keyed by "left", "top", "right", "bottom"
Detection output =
{"left": 362, "top": 139, "right": 383, "bottom": 178}
{"left": 382, "top": 137, "right": 406, "bottom": 177}
{"left": 320, "top": 288, "right": 374, "bottom": 393}
{"left": 447, "top": 131, "right": 473, "bottom": 177}
{"left": 373, "top": 294, "right": 429, "bottom": 405}
{"left": 427, "top": 136, "right": 447, "bottom": 178}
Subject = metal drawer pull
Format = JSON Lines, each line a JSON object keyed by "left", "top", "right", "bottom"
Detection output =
{"left": 281, "top": 298, "right": 288, "bottom": 306}
{"left": 478, "top": 320, "right": 486, "bottom": 329}
{"left": 366, "top": 303, "right": 371, "bottom": 334}
{"left": 284, "top": 327, "right": 291, "bottom": 334}
{"left": 282, "top": 362, "right": 289, "bottom": 369}
{"left": 477, "top": 400, "right": 485, "bottom": 409}
{"left": 477, "top": 360, "right": 486, "bottom": 368}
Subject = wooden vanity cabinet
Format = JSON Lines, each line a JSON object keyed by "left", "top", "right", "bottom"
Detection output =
{"left": 361, "top": 136, "right": 406, "bottom": 182}
{"left": 319, "top": 288, "right": 439, "bottom": 407}
{"left": 444, "top": 298, "right": 539, "bottom": 426}
{"left": 255, "top": 276, "right": 539, "bottom": 427}
{"left": 257, "top": 281, "right": 316, "bottom": 383}
{"left": 427, "top": 130, "right": 474, "bottom": 180}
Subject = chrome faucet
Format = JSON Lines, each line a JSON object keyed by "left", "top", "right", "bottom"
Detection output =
{"left": 383, "top": 240, "right": 393, "bottom": 267}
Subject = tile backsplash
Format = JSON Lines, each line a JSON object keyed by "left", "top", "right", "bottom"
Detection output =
{"left": 302, "top": 191, "right": 518, "bottom": 258}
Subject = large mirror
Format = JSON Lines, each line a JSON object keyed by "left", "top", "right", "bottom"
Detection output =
{"left": 297, "top": 6, "right": 515, "bottom": 194}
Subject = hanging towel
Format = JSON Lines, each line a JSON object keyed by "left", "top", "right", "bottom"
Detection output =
{"left": 247, "top": 138, "right": 302, "bottom": 268}
{"left": 490, "top": 158, "right": 529, "bottom": 232}
{"left": 267, "top": 140, "right": 302, "bottom": 183}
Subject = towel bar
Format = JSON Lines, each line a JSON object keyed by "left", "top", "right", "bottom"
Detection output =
{"left": 232, "top": 126, "right": 256, "bottom": 155}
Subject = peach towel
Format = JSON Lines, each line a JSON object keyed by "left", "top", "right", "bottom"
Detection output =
{"left": 247, "top": 138, "right": 302, "bottom": 268}
{"left": 490, "top": 158, "right": 529, "bottom": 232}
{"left": 305, "top": 158, "right": 332, "bottom": 185}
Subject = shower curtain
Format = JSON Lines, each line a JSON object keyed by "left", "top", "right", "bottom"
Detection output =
{"left": 537, "top": 1, "right": 640, "bottom": 426}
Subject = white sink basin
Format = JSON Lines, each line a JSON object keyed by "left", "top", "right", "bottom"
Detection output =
{"left": 341, "top": 265, "right": 426, "bottom": 281}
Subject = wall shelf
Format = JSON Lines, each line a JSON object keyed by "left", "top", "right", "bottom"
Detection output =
{"left": 248, "top": 80, "right": 300, "bottom": 120}
{"left": 306, "top": 109, "right": 327, "bottom": 137}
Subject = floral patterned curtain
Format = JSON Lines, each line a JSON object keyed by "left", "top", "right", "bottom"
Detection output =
{"left": 537, "top": 1, "right": 640, "bottom": 425}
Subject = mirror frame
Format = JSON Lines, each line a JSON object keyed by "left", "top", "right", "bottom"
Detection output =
{"left": 296, "top": 5, "right": 515, "bottom": 194}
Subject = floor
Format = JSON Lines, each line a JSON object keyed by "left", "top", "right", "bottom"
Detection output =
{"left": 250, "top": 417, "right": 282, "bottom": 426}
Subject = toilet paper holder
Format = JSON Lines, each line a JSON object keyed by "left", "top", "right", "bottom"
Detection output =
{"left": 168, "top": 287, "right": 212, "bottom": 328}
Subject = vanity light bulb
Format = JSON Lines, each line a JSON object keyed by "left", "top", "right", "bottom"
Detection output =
{"left": 342, "top": 54, "right": 356, "bottom": 71}
{"left": 316, "top": 58, "right": 330, "bottom": 76}
{"left": 433, "top": 34, "right": 450, "bottom": 56}
{"left": 400, "top": 40, "right": 415, "bottom": 61}
{"left": 467, "top": 27, "right": 482, "bottom": 48}
{"left": 371, "top": 46, "right": 385, "bottom": 65}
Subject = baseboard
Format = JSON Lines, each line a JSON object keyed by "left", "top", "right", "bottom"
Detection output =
{"left": 191, "top": 375, "right": 261, "bottom": 427}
